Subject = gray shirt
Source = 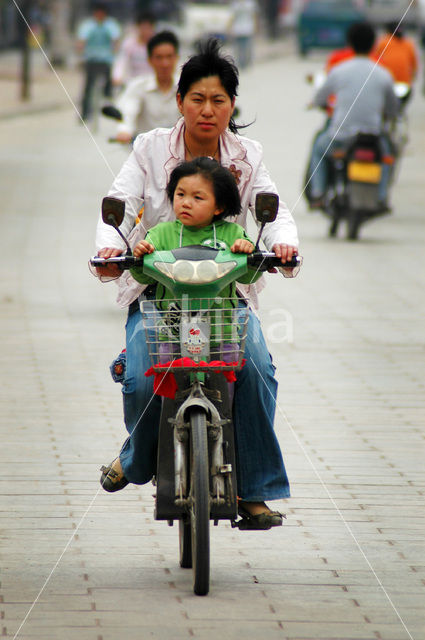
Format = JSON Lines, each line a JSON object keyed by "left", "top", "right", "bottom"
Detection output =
{"left": 313, "top": 56, "right": 399, "bottom": 139}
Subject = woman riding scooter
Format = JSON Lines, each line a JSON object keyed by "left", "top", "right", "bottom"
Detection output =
{"left": 94, "top": 38, "right": 298, "bottom": 528}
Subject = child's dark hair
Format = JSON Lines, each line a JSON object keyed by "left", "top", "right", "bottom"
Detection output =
{"left": 178, "top": 38, "right": 243, "bottom": 134}
{"left": 166, "top": 157, "right": 241, "bottom": 220}
{"left": 147, "top": 30, "right": 179, "bottom": 57}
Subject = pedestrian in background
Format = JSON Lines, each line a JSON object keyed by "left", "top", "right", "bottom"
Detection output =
{"left": 76, "top": 1, "right": 121, "bottom": 121}
{"left": 230, "top": 0, "right": 257, "bottom": 69}
{"left": 112, "top": 11, "right": 156, "bottom": 88}
{"left": 114, "top": 30, "right": 180, "bottom": 143}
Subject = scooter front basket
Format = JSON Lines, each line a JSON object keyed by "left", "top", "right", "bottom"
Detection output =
{"left": 141, "top": 298, "right": 250, "bottom": 372}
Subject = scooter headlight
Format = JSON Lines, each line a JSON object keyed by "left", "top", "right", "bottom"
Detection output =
{"left": 196, "top": 260, "right": 221, "bottom": 281}
{"left": 173, "top": 260, "right": 195, "bottom": 282}
{"left": 153, "top": 259, "right": 237, "bottom": 284}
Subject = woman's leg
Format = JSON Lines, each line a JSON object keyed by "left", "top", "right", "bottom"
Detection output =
{"left": 233, "top": 308, "right": 290, "bottom": 501}
{"left": 119, "top": 304, "right": 162, "bottom": 484}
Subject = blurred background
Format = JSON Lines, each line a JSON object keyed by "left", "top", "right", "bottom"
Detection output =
{"left": 1, "top": 1, "right": 424, "bottom": 70}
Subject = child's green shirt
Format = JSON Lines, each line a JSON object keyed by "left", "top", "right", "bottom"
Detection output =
{"left": 130, "top": 218, "right": 261, "bottom": 305}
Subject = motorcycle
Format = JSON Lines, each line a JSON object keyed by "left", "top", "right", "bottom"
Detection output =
{"left": 304, "top": 73, "right": 400, "bottom": 240}
{"left": 311, "top": 131, "right": 395, "bottom": 240}
{"left": 91, "top": 194, "right": 302, "bottom": 596}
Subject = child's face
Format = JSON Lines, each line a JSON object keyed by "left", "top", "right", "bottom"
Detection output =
{"left": 173, "top": 175, "right": 222, "bottom": 229}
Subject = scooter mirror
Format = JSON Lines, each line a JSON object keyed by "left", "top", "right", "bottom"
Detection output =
{"left": 101, "top": 104, "right": 123, "bottom": 121}
{"left": 255, "top": 192, "right": 279, "bottom": 224}
{"left": 102, "top": 196, "right": 125, "bottom": 228}
{"left": 254, "top": 192, "right": 279, "bottom": 250}
{"left": 101, "top": 197, "right": 132, "bottom": 255}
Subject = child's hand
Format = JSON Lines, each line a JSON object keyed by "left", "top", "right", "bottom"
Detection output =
{"left": 133, "top": 240, "right": 155, "bottom": 257}
{"left": 231, "top": 239, "right": 254, "bottom": 254}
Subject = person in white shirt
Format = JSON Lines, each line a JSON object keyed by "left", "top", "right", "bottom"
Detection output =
{"left": 111, "top": 11, "right": 156, "bottom": 87}
{"left": 114, "top": 31, "right": 180, "bottom": 144}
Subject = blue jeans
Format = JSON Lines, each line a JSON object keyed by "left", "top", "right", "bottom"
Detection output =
{"left": 119, "top": 300, "right": 290, "bottom": 501}
{"left": 309, "top": 130, "right": 392, "bottom": 201}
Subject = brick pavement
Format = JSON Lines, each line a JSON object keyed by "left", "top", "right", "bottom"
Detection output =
{"left": 0, "top": 39, "right": 424, "bottom": 640}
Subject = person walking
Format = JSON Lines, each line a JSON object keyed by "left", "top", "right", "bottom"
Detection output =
{"left": 112, "top": 11, "right": 156, "bottom": 88}
{"left": 230, "top": 0, "right": 257, "bottom": 69}
{"left": 76, "top": 1, "right": 121, "bottom": 121}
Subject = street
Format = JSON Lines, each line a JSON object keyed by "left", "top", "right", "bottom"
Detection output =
{"left": 0, "top": 43, "right": 424, "bottom": 640}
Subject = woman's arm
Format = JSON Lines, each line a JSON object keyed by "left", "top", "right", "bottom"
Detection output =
{"left": 248, "top": 160, "right": 299, "bottom": 252}
{"left": 95, "top": 148, "right": 147, "bottom": 252}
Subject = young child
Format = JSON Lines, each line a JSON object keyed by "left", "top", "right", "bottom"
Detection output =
{"left": 130, "top": 156, "right": 261, "bottom": 306}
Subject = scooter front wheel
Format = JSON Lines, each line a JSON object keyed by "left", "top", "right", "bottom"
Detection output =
{"left": 189, "top": 407, "right": 210, "bottom": 596}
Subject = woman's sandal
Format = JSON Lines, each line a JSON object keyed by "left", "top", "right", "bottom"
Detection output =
{"left": 235, "top": 502, "right": 285, "bottom": 530}
{"left": 100, "top": 458, "right": 129, "bottom": 492}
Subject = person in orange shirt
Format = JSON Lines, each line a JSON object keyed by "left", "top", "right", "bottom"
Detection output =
{"left": 373, "top": 22, "right": 418, "bottom": 86}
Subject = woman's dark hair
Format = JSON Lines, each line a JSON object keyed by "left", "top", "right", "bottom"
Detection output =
{"left": 177, "top": 38, "right": 242, "bottom": 134}
{"left": 347, "top": 22, "right": 376, "bottom": 54}
{"left": 166, "top": 157, "right": 241, "bottom": 220}
{"left": 147, "top": 30, "right": 179, "bottom": 57}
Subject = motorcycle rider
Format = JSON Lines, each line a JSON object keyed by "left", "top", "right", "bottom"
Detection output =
{"left": 307, "top": 22, "right": 399, "bottom": 211}
{"left": 114, "top": 31, "right": 180, "bottom": 144}
{"left": 94, "top": 39, "right": 298, "bottom": 527}
{"left": 373, "top": 22, "right": 418, "bottom": 91}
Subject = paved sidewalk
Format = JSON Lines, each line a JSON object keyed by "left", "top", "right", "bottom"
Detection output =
{"left": 0, "top": 44, "right": 424, "bottom": 640}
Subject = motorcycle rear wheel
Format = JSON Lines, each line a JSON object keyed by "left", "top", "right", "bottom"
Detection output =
{"left": 189, "top": 407, "right": 210, "bottom": 596}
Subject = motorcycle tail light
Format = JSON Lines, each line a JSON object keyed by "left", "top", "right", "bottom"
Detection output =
{"left": 353, "top": 149, "right": 376, "bottom": 162}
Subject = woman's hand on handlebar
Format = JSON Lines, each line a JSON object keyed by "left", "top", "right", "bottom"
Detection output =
{"left": 270, "top": 243, "right": 299, "bottom": 275}
{"left": 133, "top": 240, "right": 155, "bottom": 257}
{"left": 272, "top": 243, "right": 298, "bottom": 263}
{"left": 96, "top": 247, "right": 124, "bottom": 278}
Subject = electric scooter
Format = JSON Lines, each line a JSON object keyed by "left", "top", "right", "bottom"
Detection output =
{"left": 91, "top": 193, "right": 302, "bottom": 595}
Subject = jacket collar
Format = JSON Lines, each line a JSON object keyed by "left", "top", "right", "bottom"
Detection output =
{"left": 164, "top": 118, "right": 253, "bottom": 188}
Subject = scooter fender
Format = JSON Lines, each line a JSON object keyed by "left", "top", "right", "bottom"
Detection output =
{"left": 174, "top": 383, "right": 223, "bottom": 429}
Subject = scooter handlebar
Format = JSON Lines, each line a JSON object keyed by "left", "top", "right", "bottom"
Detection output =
{"left": 90, "top": 252, "right": 302, "bottom": 273}
{"left": 90, "top": 255, "right": 143, "bottom": 269}
{"left": 247, "top": 252, "right": 302, "bottom": 271}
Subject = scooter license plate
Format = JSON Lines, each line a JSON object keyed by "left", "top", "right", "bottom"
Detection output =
{"left": 348, "top": 161, "right": 382, "bottom": 184}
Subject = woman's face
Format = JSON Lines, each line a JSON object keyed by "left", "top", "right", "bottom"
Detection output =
{"left": 177, "top": 76, "right": 235, "bottom": 145}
